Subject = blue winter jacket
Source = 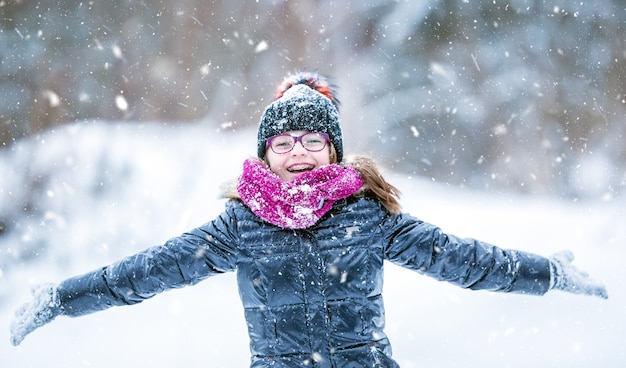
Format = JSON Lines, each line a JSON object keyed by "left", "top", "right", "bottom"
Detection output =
{"left": 57, "top": 195, "right": 551, "bottom": 367}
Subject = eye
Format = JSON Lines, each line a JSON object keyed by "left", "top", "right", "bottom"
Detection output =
{"left": 271, "top": 135, "right": 294, "bottom": 150}
{"left": 274, "top": 140, "right": 292, "bottom": 148}
{"left": 303, "top": 133, "right": 325, "bottom": 144}
{"left": 304, "top": 137, "right": 323, "bottom": 144}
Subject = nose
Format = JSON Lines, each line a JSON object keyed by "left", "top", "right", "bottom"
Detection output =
{"left": 290, "top": 141, "right": 308, "bottom": 155}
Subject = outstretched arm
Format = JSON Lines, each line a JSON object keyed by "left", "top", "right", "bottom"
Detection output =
{"left": 383, "top": 213, "right": 607, "bottom": 298}
{"left": 9, "top": 204, "right": 240, "bottom": 346}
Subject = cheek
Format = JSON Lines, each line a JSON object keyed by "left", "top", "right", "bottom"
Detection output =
{"left": 265, "top": 154, "right": 283, "bottom": 172}
{"left": 317, "top": 149, "right": 332, "bottom": 165}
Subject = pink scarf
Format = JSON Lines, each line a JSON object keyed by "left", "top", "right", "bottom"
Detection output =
{"left": 237, "top": 159, "right": 363, "bottom": 229}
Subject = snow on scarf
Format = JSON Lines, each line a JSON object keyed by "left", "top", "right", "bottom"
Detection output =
{"left": 237, "top": 159, "right": 363, "bottom": 229}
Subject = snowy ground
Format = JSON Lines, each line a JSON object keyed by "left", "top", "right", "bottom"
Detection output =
{"left": 1, "top": 121, "right": 624, "bottom": 367}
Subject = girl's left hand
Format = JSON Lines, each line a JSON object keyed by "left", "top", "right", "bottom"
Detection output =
{"left": 549, "top": 250, "right": 608, "bottom": 299}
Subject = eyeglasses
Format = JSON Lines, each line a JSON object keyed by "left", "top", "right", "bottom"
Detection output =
{"left": 266, "top": 132, "right": 330, "bottom": 154}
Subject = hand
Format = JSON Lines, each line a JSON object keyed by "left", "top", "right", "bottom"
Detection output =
{"left": 10, "top": 283, "right": 62, "bottom": 346}
{"left": 549, "top": 250, "right": 608, "bottom": 299}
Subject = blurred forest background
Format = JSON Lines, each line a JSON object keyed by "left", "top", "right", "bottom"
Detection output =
{"left": 2, "top": 0, "right": 625, "bottom": 198}
{"left": 2, "top": 3, "right": 626, "bottom": 364}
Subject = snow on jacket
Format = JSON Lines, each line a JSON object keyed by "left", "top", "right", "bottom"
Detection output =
{"left": 57, "top": 195, "right": 551, "bottom": 367}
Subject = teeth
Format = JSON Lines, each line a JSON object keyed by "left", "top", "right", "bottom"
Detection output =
{"left": 288, "top": 164, "right": 313, "bottom": 172}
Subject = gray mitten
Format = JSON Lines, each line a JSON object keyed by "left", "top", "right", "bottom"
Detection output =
{"left": 10, "top": 283, "right": 63, "bottom": 346}
{"left": 549, "top": 250, "right": 608, "bottom": 299}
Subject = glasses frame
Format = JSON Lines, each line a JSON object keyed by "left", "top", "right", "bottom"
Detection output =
{"left": 266, "top": 132, "right": 330, "bottom": 154}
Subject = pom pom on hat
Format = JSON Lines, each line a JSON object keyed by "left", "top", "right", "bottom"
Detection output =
{"left": 257, "top": 71, "right": 344, "bottom": 162}
{"left": 274, "top": 72, "right": 340, "bottom": 109}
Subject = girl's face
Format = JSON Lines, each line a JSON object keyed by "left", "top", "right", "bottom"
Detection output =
{"left": 265, "top": 130, "right": 332, "bottom": 182}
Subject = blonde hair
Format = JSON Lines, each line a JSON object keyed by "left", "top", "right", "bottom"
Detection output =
{"left": 324, "top": 145, "right": 401, "bottom": 214}
{"left": 330, "top": 145, "right": 401, "bottom": 214}
{"left": 343, "top": 155, "right": 401, "bottom": 214}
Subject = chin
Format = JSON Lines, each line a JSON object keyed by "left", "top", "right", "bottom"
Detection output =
{"left": 284, "top": 173, "right": 300, "bottom": 182}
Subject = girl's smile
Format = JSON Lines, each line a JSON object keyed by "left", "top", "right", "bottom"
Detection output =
{"left": 265, "top": 130, "right": 331, "bottom": 182}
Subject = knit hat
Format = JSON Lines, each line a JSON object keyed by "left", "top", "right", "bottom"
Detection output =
{"left": 257, "top": 72, "right": 343, "bottom": 162}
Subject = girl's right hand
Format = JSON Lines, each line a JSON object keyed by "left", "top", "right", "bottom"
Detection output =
{"left": 10, "top": 283, "right": 62, "bottom": 346}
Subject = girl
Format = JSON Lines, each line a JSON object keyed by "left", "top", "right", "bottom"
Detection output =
{"left": 11, "top": 72, "right": 607, "bottom": 367}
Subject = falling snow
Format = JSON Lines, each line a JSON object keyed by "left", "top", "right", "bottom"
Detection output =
{"left": 0, "top": 122, "right": 624, "bottom": 367}
{"left": 1, "top": 1, "right": 625, "bottom": 367}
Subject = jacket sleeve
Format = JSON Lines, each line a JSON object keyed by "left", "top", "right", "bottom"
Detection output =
{"left": 57, "top": 204, "right": 240, "bottom": 317}
{"left": 381, "top": 213, "right": 551, "bottom": 295}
